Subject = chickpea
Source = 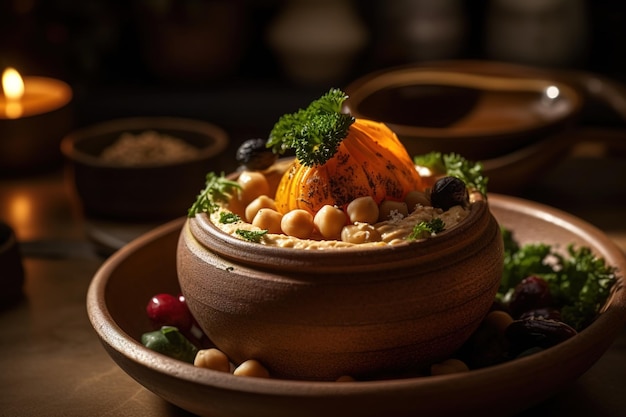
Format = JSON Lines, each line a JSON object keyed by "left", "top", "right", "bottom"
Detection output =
{"left": 237, "top": 171, "right": 270, "bottom": 205}
{"left": 314, "top": 205, "right": 347, "bottom": 240}
{"left": 484, "top": 310, "right": 514, "bottom": 335}
{"left": 233, "top": 359, "right": 270, "bottom": 378}
{"left": 194, "top": 348, "right": 231, "bottom": 373}
{"left": 245, "top": 195, "right": 277, "bottom": 222}
{"left": 252, "top": 208, "right": 283, "bottom": 234}
{"left": 341, "top": 223, "right": 382, "bottom": 244}
{"left": 225, "top": 194, "right": 246, "bottom": 218}
{"left": 346, "top": 196, "right": 379, "bottom": 224}
{"left": 378, "top": 200, "right": 409, "bottom": 222}
{"left": 430, "top": 358, "right": 469, "bottom": 376}
{"left": 281, "top": 209, "right": 314, "bottom": 239}
{"left": 404, "top": 190, "right": 430, "bottom": 211}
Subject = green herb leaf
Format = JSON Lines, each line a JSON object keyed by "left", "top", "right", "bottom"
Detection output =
{"left": 408, "top": 218, "right": 445, "bottom": 240}
{"left": 500, "top": 228, "right": 618, "bottom": 331}
{"left": 140, "top": 326, "right": 198, "bottom": 364}
{"left": 188, "top": 172, "right": 241, "bottom": 217}
{"left": 267, "top": 88, "right": 355, "bottom": 167}
{"left": 414, "top": 152, "right": 488, "bottom": 195}
{"left": 235, "top": 229, "right": 268, "bottom": 243}
{"left": 219, "top": 212, "right": 241, "bottom": 224}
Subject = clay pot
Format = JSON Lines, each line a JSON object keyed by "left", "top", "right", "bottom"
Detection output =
{"left": 177, "top": 194, "right": 504, "bottom": 380}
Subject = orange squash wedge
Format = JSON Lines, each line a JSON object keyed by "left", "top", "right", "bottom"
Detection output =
{"left": 274, "top": 119, "right": 424, "bottom": 215}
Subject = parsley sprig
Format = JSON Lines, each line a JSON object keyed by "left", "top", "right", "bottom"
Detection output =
{"left": 414, "top": 152, "right": 488, "bottom": 195}
{"left": 408, "top": 218, "right": 445, "bottom": 240}
{"left": 188, "top": 172, "right": 241, "bottom": 217}
{"left": 267, "top": 88, "right": 355, "bottom": 167}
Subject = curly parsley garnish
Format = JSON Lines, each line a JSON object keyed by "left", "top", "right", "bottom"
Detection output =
{"left": 408, "top": 218, "right": 445, "bottom": 240}
{"left": 267, "top": 88, "right": 355, "bottom": 167}
{"left": 414, "top": 152, "right": 488, "bottom": 195}
{"left": 500, "top": 228, "right": 618, "bottom": 331}
{"left": 188, "top": 172, "right": 241, "bottom": 217}
{"left": 235, "top": 229, "right": 268, "bottom": 243}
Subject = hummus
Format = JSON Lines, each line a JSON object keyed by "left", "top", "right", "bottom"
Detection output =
{"left": 209, "top": 202, "right": 470, "bottom": 249}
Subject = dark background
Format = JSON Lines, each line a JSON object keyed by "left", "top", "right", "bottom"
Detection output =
{"left": 1, "top": 0, "right": 625, "bottom": 143}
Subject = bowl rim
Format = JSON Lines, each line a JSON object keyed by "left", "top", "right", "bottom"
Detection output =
{"left": 344, "top": 60, "right": 584, "bottom": 139}
{"left": 60, "top": 116, "right": 229, "bottom": 169}
{"left": 87, "top": 193, "right": 626, "bottom": 399}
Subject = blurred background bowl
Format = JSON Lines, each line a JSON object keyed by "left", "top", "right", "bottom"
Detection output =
{"left": 61, "top": 117, "right": 229, "bottom": 221}
{"left": 343, "top": 60, "right": 583, "bottom": 161}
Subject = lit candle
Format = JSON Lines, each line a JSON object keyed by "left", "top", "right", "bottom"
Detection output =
{"left": 0, "top": 67, "right": 73, "bottom": 173}
{"left": 2, "top": 68, "right": 25, "bottom": 119}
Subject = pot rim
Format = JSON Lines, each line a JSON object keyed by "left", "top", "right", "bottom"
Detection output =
{"left": 185, "top": 194, "right": 497, "bottom": 273}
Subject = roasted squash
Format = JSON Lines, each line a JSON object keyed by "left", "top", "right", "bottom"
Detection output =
{"left": 274, "top": 118, "right": 424, "bottom": 215}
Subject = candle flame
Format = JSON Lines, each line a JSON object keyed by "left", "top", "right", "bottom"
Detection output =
{"left": 2, "top": 67, "right": 24, "bottom": 118}
{"left": 2, "top": 67, "right": 25, "bottom": 100}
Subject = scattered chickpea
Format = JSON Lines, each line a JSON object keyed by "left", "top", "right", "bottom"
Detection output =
{"left": 484, "top": 310, "right": 514, "bottom": 335}
{"left": 238, "top": 171, "right": 270, "bottom": 205}
{"left": 194, "top": 348, "right": 231, "bottom": 373}
{"left": 252, "top": 208, "right": 283, "bottom": 234}
{"left": 233, "top": 359, "right": 270, "bottom": 378}
{"left": 378, "top": 200, "right": 409, "bottom": 222}
{"left": 314, "top": 205, "right": 347, "bottom": 240}
{"left": 281, "top": 209, "right": 315, "bottom": 239}
{"left": 430, "top": 358, "right": 470, "bottom": 376}
{"left": 346, "top": 196, "right": 379, "bottom": 224}
{"left": 245, "top": 195, "right": 277, "bottom": 222}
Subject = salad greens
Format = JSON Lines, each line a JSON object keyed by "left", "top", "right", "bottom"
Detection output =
{"left": 414, "top": 151, "right": 488, "bottom": 195}
{"left": 267, "top": 88, "right": 354, "bottom": 167}
{"left": 500, "top": 228, "right": 618, "bottom": 331}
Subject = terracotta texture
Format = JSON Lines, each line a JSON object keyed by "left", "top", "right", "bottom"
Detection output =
{"left": 87, "top": 194, "right": 626, "bottom": 417}
{"left": 177, "top": 196, "right": 503, "bottom": 380}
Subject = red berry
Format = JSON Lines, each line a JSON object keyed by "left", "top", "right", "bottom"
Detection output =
{"left": 146, "top": 293, "right": 193, "bottom": 331}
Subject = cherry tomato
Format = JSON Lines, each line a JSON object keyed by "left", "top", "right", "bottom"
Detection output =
{"left": 146, "top": 293, "right": 193, "bottom": 331}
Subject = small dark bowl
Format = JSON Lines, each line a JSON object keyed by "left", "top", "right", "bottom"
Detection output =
{"left": 344, "top": 60, "right": 583, "bottom": 161}
{"left": 61, "top": 117, "right": 229, "bottom": 221}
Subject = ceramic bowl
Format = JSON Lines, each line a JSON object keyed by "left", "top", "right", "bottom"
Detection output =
{"left": 343, "top": 60, "right": 583, "bottom": 161}
{"left": 61, "top": 117, "right": 229, "bottom": 221}
{"left": 86, "top": 194, "right": 626, "bottom": 417}
{"left": 177, "top": 193, "right": 503, "bottom": 381}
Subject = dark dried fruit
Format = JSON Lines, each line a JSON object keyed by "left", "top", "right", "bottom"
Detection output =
{"left": 519, "top": 307, "right": 561, "bottom": 321}
{"left": 507, "top": 275, "right": 552, "bottom": 319}
{"left": 236, "top": 138, "right": 277, "bottom": 170}
{"left": 429, "top": 176, "right": 468, "bottom": 211}
{"left": 505, "top": 317, "right": 577, "bottom": 356}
